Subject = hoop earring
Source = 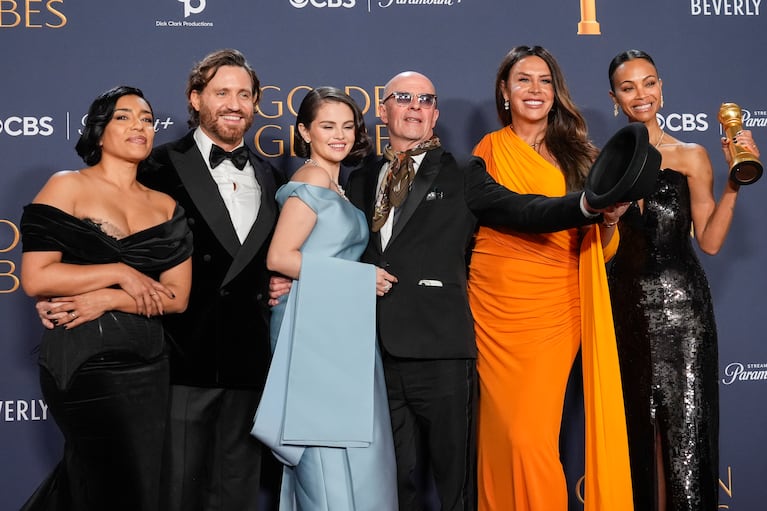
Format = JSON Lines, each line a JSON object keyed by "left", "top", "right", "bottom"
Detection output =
{"left": 504, "top": 100, "right": 509, "bottom": 111}
{"left": 613, "top": 104, "right": 619, "bottom": 117}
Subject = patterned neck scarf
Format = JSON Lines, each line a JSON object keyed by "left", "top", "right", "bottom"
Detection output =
{"left": 371, "top": 136, "right": 441, "bottom": 232}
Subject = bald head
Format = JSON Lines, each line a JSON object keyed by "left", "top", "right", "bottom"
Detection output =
{"left": 379, "top": 71, "right": 440, "bottom": 151}
{"left": 383, "top": 71, "right": 436, "bottom": 98}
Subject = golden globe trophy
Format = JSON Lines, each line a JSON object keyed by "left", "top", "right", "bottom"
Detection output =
{"left": 577, "top": 0, "right": 600, "bottom": 34}
{"left": 718, "top": 102, "right": 763, "bottom": 185}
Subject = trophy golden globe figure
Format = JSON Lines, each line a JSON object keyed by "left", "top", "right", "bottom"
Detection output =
{"left": 718, "top": 103, "right": 763, "bottom": 185}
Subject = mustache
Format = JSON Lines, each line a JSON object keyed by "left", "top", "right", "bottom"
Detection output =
{"left": 218, "top": 108, "right": 246, "bottom": 115}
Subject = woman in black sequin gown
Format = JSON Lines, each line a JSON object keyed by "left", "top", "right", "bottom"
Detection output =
{"left": 19, "top": 86, "right": 192, "bottom": 511}
{"left": 606, "top": 50, "right": 759, "bottom": 511}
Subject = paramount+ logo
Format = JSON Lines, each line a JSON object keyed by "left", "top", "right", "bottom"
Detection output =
{"left": 289, "top": 0, "right": 355, "bottom": 8}
{"left": 0, "top": 0, "right": 67, "bottom": 28}
{"left": 0, "top": 116, "right": 53, "bottom": 136}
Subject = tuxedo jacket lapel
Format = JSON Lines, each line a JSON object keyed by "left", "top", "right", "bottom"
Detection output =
{"left": 388, "top": 148, "right": 441, "bottom": 247}
{"left": 169, "top": 143, "right": 241, "bottom": 257}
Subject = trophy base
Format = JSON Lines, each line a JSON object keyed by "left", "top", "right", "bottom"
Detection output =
{"left": 577, "top": 20, "right": 600, "bottom": 35}
{"left": 730, "top": 160, "right": 763, "bottom": 186}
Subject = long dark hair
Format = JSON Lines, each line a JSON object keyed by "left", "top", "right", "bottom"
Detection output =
{"left": 494, "top": 45, "right": 597, "bottom": 191}
{"left": 75, "top": 85, "right": 152, "bottom": 166}
{"left": 294, "top": 87, "right": 372, "bottom": 166}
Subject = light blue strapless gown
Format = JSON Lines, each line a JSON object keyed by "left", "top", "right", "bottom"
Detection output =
{"left": 252, "top": 183, "right": 397, "bottom": 511}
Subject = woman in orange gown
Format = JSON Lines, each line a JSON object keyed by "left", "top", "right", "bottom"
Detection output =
{"left": 468, "top": 46, "right": 633, "bottom": 511}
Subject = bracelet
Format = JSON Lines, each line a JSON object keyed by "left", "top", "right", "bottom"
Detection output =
{"left": 602, "top": 220, "right": 618, "bottom": 228}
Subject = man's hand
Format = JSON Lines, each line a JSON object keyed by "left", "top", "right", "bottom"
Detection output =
{"left": 268, "top": 275, "right": 292, "bottom": 306}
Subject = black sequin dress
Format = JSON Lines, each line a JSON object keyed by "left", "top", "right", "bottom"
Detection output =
{"left": 608, "top": 169, "right": 719, "bottom": 511}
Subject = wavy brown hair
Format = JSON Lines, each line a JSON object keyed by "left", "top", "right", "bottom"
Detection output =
{"left": 494, "top": 45, "right": 597, "bottom": 191}
{"left": 185, "top": 49, "right": 260, "bottom": 128}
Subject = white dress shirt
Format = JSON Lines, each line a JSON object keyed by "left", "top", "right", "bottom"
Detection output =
{"left": 194, "top": 128, "right": 261, "bottom": 244}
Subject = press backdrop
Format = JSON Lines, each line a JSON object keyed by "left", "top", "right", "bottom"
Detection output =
{"left": 1, "top": 1, "right": 765, "bottom": 509}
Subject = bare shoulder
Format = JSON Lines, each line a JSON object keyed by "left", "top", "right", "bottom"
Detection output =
{"left": 31, "top": 170, "right": 86, "bottom": 210}
{"left": 661, "top": 139, "right": 711, "bottom": 179}
{"left": 290, "top": 163, "right": 332, "bottom": 188}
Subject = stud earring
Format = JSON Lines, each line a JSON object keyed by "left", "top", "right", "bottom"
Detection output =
{"left": 304, "top": 139, "right": 310, "bottom": 144}
{"left": 613, "top": 103, "right": 619, "bottom": 117}
{"left": 504, "top": 100, "right": 509, "bottom": 111}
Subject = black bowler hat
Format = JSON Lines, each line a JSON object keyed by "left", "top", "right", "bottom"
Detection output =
{"left": 584, "top": 123, "right": 661, "bottom": 209}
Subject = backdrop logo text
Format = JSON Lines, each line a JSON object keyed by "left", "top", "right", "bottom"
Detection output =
{"left": 0, "top": 0, "right": 66, "bottom": 28}
{"left": 290, "top": 0, "right": 356, "bottom": 8}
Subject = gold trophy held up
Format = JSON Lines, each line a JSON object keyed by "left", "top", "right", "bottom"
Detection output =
{"left": 718, "top": 103, "right": 763, "bottom": 185}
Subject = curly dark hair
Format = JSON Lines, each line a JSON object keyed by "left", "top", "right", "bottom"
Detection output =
{"left": 185, "top": 49, "right": 260, "bottom": 128}
{"left": 494, "top": 45, "right": 597, "bottom": 191}
{"left": 75, "top": 85, "right": 152, "bottom": 166}
{"left": 294, "top": 87, "right": 372, "bottom": 166}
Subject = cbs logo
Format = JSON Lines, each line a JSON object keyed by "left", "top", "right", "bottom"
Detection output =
{"left": 657, "top": 112, "right": 709, "bottom": 132}
{"left": 0, "top": 117, "right": 54, "bottom": 137}
{"left": 289, "top": 0, "right": 356, "bottom": 8}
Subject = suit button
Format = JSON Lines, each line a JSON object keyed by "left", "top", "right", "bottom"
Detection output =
{"left": 187, "top": 217, "right": 195, "bottom": 226}
{"left": 220, "top": 289, "right": 230, "bottom": 297}
{"left": 202, "top": 254, "right": 212, "bottom": 262}
{"left": 256, "top": 293, "right": 263, "bottom": 301}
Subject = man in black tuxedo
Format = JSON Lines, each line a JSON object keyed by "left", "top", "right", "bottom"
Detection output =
{"left": 345, "top": 71, "right": 602, "bottom": 510}
{"left": 137, "top": 49, "right": 282, "bottom": 511}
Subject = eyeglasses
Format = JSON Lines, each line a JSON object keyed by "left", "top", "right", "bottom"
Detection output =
{"left": 382, "top": 91, "right": 438, "bottom": 109}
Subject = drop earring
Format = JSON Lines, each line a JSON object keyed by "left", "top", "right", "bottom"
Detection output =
{"left": 613, "top": 103, "right": 619, "bottom": 117}
{"left": 660, "top": 94, "right": 664, "bottom": 109}
{"left": 504, "top": 100, "right": 509, "bottom": 111}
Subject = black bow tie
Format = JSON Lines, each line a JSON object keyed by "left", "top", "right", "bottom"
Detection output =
{"left": 209, "top": 144, "right": 249, "bottom": 170}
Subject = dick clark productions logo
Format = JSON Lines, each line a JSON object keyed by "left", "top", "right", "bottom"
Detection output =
{"left": 178, "top": 0, "right": 206, "bottom": 17}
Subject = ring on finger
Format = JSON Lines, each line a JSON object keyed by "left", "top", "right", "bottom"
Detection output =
{"left": 70, "top": 311, "right": 77, "bottom": 319}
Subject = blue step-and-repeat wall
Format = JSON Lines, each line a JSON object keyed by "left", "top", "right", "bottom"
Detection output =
{"left": 1, "top": 1, "right": 765, "bottom": 509}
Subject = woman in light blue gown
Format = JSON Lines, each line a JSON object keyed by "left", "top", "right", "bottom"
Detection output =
{"left": 252, "top": 87, "right": 398, "bottom": 510}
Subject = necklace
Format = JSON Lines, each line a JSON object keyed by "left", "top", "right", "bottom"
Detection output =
{"left": 510, "top": 125, "right": 544, "bottom": 153}
{"left": 654, "top": 130, "right": 665, "bottom": 148}
{"left": 305, "top": 159, "right": 348, "bottom": 200}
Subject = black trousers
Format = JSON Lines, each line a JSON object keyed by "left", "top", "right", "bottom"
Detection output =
{"left": 383, "top": 355, "right": 477, "bottom": 511}
{"left": 23, "top": 352, "right": 170, "bottom": 511}
{"left": 161, "top": 384, "right": 264, "bottom": 511}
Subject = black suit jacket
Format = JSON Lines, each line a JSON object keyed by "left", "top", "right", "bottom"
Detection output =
{"left": 347, "top": 147, "right": 593, "bottom": 360}
{"left": 138, "top": 131, "right": 283, "bottom": 388}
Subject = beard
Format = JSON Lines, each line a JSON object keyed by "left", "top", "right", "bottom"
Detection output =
{"left": 198, "top": 107, "right": 254, "bottom": 146}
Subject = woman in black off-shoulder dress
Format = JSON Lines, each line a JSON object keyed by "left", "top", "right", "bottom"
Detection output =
{"left": 19, "top": 86, "right": 192, "bottom": 511}
{"left": 607, "top": 50, "right": 759, "bottom": 511}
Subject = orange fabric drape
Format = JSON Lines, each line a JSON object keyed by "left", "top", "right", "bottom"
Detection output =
{"left": 469, "top": 126, "right": 632, "bottom": 511}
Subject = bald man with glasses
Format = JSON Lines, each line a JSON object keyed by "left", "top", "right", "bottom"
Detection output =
{"left": 343, "top": 70, "right": 605, "bottom": 510}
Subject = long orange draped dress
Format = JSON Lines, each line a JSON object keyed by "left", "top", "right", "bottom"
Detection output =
{"left": 468, "top": 126, "right": 633, "bottom": 511}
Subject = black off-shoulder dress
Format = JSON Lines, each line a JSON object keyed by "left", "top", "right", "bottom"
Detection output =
{"left": 19, "top": 203, "right": 192, "bottom": 511}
